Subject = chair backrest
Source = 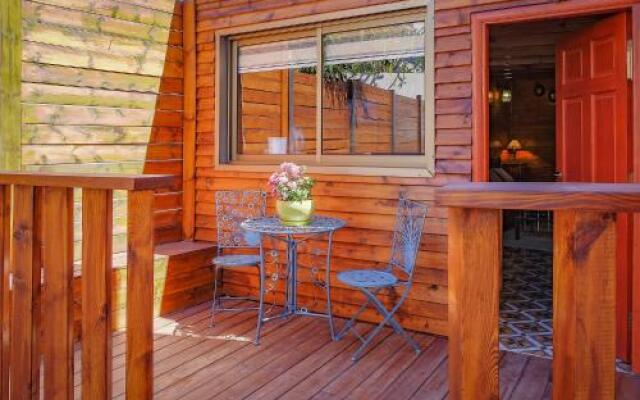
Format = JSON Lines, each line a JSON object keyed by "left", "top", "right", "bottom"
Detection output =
{"left": 215, "top": 190, "right": 266, "bottom": 251}
{"left": 388, "top": 196, "right": 428, "bottom": 278}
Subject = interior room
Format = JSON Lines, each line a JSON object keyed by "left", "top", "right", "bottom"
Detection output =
{"left": 488, "top": 15, "right": 633, "bottom": 371}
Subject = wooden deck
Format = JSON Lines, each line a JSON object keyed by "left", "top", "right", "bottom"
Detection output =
{"left": 76, "top": 301, "right": 640, "bottom": 400}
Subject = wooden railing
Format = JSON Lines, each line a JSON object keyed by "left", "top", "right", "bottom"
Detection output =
{"left": 0, "top": 172, "right": 173, "bottom": 400}
{"left": 436, "top": 182, "right": 640, "bottom": 400}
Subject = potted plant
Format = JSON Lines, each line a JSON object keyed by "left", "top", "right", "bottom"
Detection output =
{"left": 268, "top": 162, "right": 315, "bottom": 226}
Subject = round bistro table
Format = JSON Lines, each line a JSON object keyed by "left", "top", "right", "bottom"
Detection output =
{"left": 241, "top": 216, "right": 345, "bottom": 340}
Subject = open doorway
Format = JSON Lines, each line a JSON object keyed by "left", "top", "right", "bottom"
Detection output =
{"left": 488, "top": 14, "right": 635, "bottom": 373}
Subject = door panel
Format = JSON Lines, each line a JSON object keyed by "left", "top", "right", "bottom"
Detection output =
{"left": 556, "top": 12, "right": 632, "bottom": 361}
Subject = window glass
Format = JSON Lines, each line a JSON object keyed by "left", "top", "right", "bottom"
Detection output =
{"left": 237, "top": 38, "right": 318, "bottom": 155}
{"left": 321, "top": 23, "right": 425, "bottom": 155}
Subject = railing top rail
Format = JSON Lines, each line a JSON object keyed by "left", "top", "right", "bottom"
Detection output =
{"left": 435, "top": 182, "right": 640, "bottom": 212}
{"left": 0, "top": 171, "right": 174, "bottom": 191}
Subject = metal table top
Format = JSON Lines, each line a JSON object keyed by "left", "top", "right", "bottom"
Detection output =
{"left": 241, "top": 216, "right": 346, "bottom": 235}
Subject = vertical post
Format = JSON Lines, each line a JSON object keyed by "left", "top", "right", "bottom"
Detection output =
{"left": 31, "top": 188, "right": 43, "bottom": 400}
{"left": 0, "top": 0, "right": 22, "bottom": 171}
{"left": 553, "top": 210, "right": 616, "bottom": 399}
{"left": 448, "top": 207, "right": 501, "bottom": 400}
{"left": 280, "top": 69, "right": 290, "bottom": 145}
{"left": 81, "top": 189, "right": 113, "bottom": 400}
{"left": 0, "top": 185, "right": 8, "bottom": 400}
{"left": 632, "top": 5, "right": 640, "bottom": 374}
{"left": 9, "top": 185, "right": 37, "bottom": 400}
{"left": 126, "top": 190, "right": 154, "bottom": 400}
{"left": 0, "top": 185, "right": 12, "bottom": 399}
{"left": 41, "top": 187, "right": 74, "bottom": 400}
{"left": 182, "top": 0, "right": 196, "bottom": 241}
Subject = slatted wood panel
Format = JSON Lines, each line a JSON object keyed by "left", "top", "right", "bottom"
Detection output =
{"left": 0, "top": 173, "right": 171, "bottom": 399}
{"left": 20, "top": 0, "right": 185, "bottom": 250}
{"left": 194, "top": 0, "right": 555, "bottom": 335}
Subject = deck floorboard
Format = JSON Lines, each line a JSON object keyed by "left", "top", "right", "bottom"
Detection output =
{"left": 70, "top": 302, "right": 640, "bottom": 399}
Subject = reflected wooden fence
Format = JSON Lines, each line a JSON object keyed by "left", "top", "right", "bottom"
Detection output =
{"left": 0, "top": 172, "right": 172, "bottom": 400}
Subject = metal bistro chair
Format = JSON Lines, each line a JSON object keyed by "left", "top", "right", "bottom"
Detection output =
{"left": 211, "top": 190, "right": 267, "bottom": 345}
{"left": 336, "top": 196, "right": 428, "bottom": 361}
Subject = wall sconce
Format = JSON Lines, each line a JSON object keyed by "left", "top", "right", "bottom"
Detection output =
{"left": 501, "top": 89, "right": 512, "bottom": 103}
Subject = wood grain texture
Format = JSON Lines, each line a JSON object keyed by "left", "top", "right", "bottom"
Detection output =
{"left": 20, "top": 0, "right": 185, "bottom": 248}
{"left": 0, "top": 171, "right": 173, "bottom": 190}
{"left": 126, "top": 190, "right": 155, "bottom": 400}
{"left": 0, "top": 185, "right": 4, "bottom": 399}
{"left": 553, "top": 210, "right": 616, "bottom": 399}
{"left": 0, "top": 0, "right": 21, "bottom": 170}
{"left": 632, "top": 4, "right": 640, "bottom": 375}
{"left": 193, "top": 0, "right": 575, "bottom": 336}
{"left": 41, "top": 187, "right": 74, "bottom": 400}
{"left": 0, "top": 186, "right": 9, "bottom": 400}
{"left": 8, "top": 185, "right": 38, "bottom": 400}
{"left": 436, "top": 182, "right": 640, "bottom": 211}
{"left": 447, "top": 207, "right": 501, "bottom": 400}
{"left": 182, "top": 0, "right": 197, "bottom": 240}
{"left": 81, "top": 189, "right": 114, "bottom": 400}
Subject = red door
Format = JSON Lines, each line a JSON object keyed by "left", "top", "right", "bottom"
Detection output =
{"left": 556, "top": 12, "right": 633, "bottom": 362}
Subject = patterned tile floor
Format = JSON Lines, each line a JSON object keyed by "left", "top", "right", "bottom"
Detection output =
{"left": 500, "top": 245, "right": 634, "bottom": 374}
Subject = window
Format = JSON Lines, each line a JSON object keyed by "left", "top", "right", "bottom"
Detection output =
{"left": 216, "top": 9, "right": 434, "bottom": 176}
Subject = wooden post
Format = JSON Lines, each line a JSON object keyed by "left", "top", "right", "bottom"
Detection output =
{"left": 632, "top": 4, "right": 640, "bottom": 374}
{"left": 0, "top": 0, "right": 22, "bottom": 171}
{"left": 447, "top": 207, "right": 502, "bottom": 400}
{"left": 182, "top": 0, "right": 196, "bottom": 241}
{"left": 81, "top": 189, "right": 113, "bottom": 400}
{"left": 41, "top": 187, "right": 74, "bottom": 400}
{"left": 0, "top": 185, "right": 8, "bottom": 400}
{"left": 9, "top": 185, "right": 37, "bottom": 400}
{"left": 553, "top": 210, "right": 616, "bottom": 399}
{"left": 126, "top": 190, "right": 154, "bottom": 400}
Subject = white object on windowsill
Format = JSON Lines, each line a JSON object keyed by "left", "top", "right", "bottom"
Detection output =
{"left": 267, "top": 137, "right": 288, "bottom": 154}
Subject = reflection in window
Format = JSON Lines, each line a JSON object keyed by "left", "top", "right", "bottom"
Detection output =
{"left": 237, "top": 38, "right": 317, "bottom": 155}
{"left": 322, "top": 23, "right": 425, "bottom": 155}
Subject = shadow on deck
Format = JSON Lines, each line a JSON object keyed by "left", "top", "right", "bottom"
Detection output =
{"left": 77, "top": 301, "right": 640, "bottom": 399}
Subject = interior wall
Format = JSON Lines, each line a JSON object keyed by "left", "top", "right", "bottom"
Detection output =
{"left": 490, "top": 73, "right": 556, "bottom": 182}
{"left": 20, "top": 0, "right": 185, "bottom": 254}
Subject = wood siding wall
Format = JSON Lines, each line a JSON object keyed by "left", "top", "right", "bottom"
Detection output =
{"left": 192, "top": 0, "right": 553, "bottom": 335}
{"left": 20, "top": 0, "right": 185, "bottom": 253}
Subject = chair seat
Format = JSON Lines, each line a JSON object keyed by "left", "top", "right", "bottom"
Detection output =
{"left": 337, "top": 270, "right": 398, "bottom": 288}
{"left": 213, "top": 254, "right": 261, "bottom": 266}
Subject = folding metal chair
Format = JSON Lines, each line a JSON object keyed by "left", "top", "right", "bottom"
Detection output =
{"left": 211, "top": 190, "right": 267, "bottom": 345}
{"left": 336, "top": 196, "right": 428, "bottom": 361}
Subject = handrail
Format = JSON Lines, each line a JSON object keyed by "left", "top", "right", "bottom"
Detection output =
{"left": 436, "top": 182, "right": 640, "bottom": 400}
{"left": 0, "top": 171, "right": 174, "bottom": 190}
{"left": 0, "top": 172, "right": 172, "bottom": 400}
{"left": 436, "top": 182, "right": 640, "bottom": 211}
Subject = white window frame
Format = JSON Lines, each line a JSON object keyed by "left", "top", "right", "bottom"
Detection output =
{"left": 214, "top": 0, "right": 435, "bottom": 177}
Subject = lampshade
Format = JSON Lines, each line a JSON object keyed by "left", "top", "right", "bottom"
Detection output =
{"left": 507, "top": 139, "right": 522, "bottom": 151}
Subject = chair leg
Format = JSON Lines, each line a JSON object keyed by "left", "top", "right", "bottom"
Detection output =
{"left": 255, "top": 258, "right": 265, "bottom": 345}
{"left": 351, "top": 287, "right": 420, "bottom": 361}
{"left": 210, "top": 265, "right": 220, "bottom": 327}
{"left": 335, "top": 288, "right": 380, "bottom": 340}
{"left": 365, "top": 289, "right": 421, "bottom": 354}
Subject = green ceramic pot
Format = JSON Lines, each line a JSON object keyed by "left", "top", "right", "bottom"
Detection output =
{"left": 276, "top": 199, "right": 315, "bottom": 226}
